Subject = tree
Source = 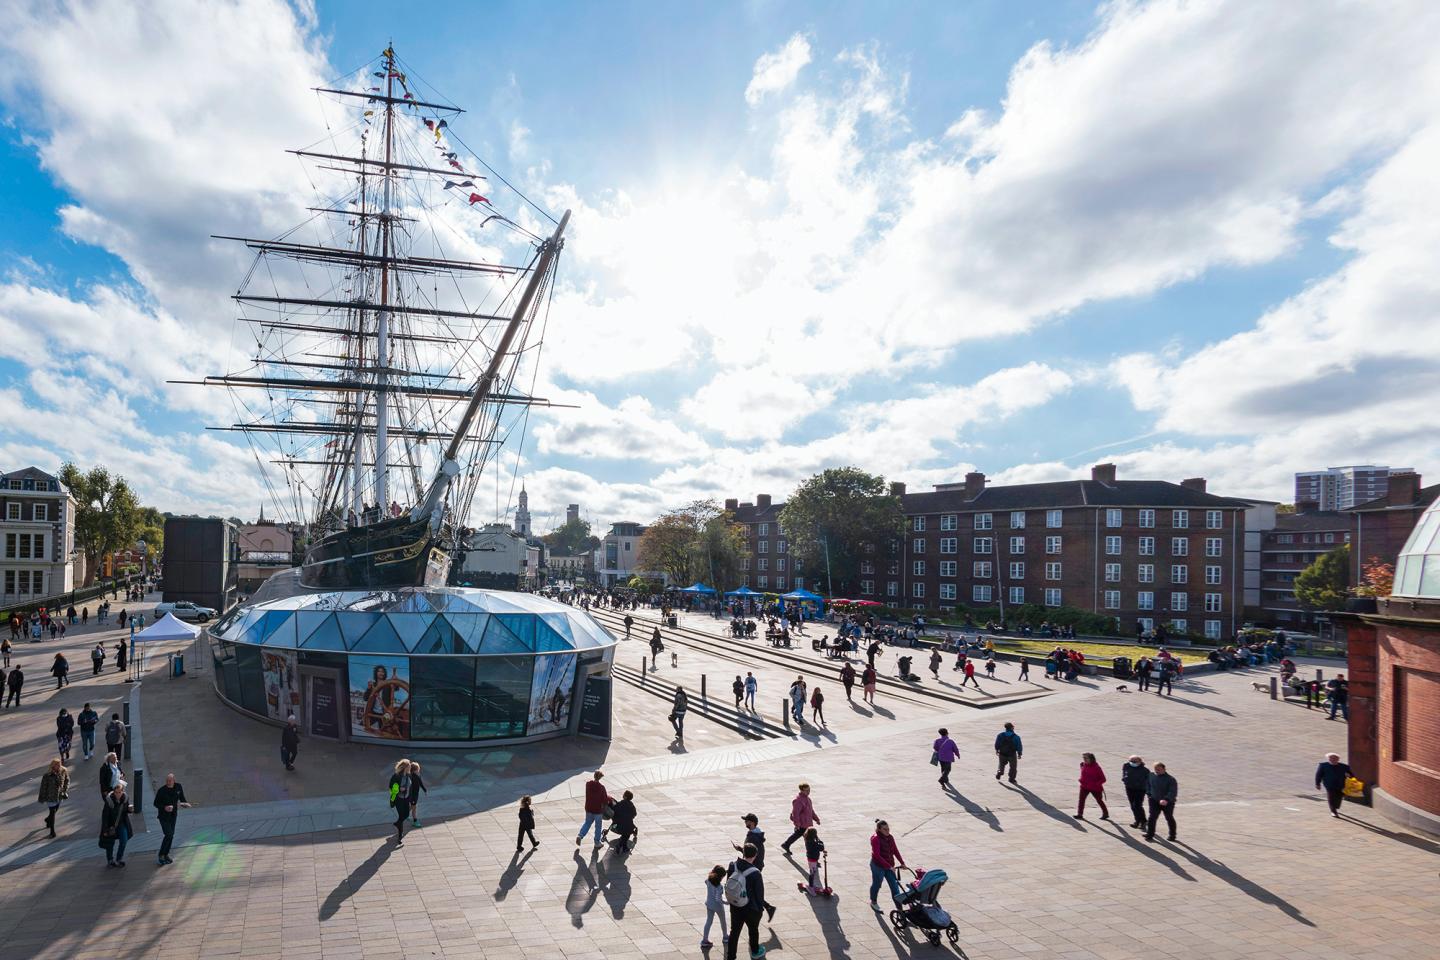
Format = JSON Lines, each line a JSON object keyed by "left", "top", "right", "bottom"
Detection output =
{"left": 136, "top": 506, "right": 166, "bottom": 566}
{"left": 60, "top": 463, "right": 143, "bottom": 586}
{"left": 541, "top": 517, "right": 600, "bottom": 556}
{"left": 1356, "top": 555, "right": 1395, "bottom": 597}
{"left": 779, "top": 467, "right": 904, "bottom": 597}
{"left": 1294, "top": 544, "right": 1350, "bottom": 611}
{"left": 635, "top": 500, "right": 743, "bottom": 587}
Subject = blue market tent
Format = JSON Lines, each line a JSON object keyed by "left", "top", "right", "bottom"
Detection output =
{"left": 724, "top": 586, "right": 763, "bottom": 598}
{"left": 780, "top": 588, "right": 826, "bottom": 615}
{"left": 679, "top": 582, "right": 717, "bottom": 594}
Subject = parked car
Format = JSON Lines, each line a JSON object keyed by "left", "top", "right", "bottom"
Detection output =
{"left": 153, "top": 601, "right": 217, "bottom": 623}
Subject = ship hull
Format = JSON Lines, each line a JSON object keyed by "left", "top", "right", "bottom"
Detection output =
{"left": 300, "top": 516, "right": 452, "bottom": 591}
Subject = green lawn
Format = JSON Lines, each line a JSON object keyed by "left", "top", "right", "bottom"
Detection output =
{"left": 930, "top": 636, "right": 1218, "bottom": 662}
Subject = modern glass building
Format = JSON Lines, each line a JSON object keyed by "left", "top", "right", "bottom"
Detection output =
{"left": 208, "top": 587, "right": 617, "bottom": 746}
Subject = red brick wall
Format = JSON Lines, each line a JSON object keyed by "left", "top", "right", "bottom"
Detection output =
{"left": 1345, "top": 620, "right": 1379, "bottom": 785}
{"left": 1376, "top": 623, "right": 1440, "bottom": 815}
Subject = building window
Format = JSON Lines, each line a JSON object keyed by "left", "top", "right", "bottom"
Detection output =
{"left": 1139, "top": 537, "right": 1155, "bottom": 556}
{"left": 1139, "top": 509, "right": 1155, "bottom": 528}
{"left": 1045, "top": 562, "right": 1061, "bottom": 580}
{"left": 1138, "top": 617, "right": 1154, "bottom": 633}
{"left": 973, "top": 561, "right": 992, "bottom": 579}
{"left": 939, "top": 561, "right": 957, "bottom": 577}
{"left": 1106, "top": 508, "right": 1122, "bottom": 528}
{"left": 861, "top": 579, "right": 874, "bottom": 595}
{"left": 1205, "top": 537, "right": 1222, "bottom": 557}
{"left": 939, "top": 538, "right": 957, "bottom": 554}
{"left": 1204, "top": 592, "right": 1222, "bottom": 613}
{"left": 1138, "top": 591, "right": 1154, "bottom": 611}
{"left": 1172, "top": 510, "right": 1189, "bottom": 529}
{"left": 974, "top": 513, "right": 992, "bottom": 530}
{"left": 32, "top": 534, "right": 44, "bottom": 560}
{"left": 887, "top": 581, "right": 899, "bottom": 597}
{"left": 757, "top": 558, "right": 769, "bottom": 571}
{"left": 913, "top": 560, "right": 927, "bottom": 576}
{"left": 1043, "top": 535, "right": 1059, "bottom": 554}
{"left": 757, "top": 523, "right": 769, "bottom": 536}
{"left": 939, "top": 583, "right": 957, "bottom": 601}
{"left": 1323, "top": 532, "right": 1335, "bottom": 544}
{"left": 973, "top": 585, "right": 992, "bottom": 603}
{"left": 1105, "top": 562, "right": 1121, "bottom": 582}
{"left": 32, "top": 503, "right": 47, "bottom": 522}
{"left": 1204, "top": 620, "right": 1221, "bottom": 639}
{"left": 912, "top": 517, "right": 927, "bottom": 532}
{"left": 1010, "top": 511, "right": 1026, "bottom": 529}
{"left": 757, "top": 540, "right": 768, "bottom": 553}
{"left": 940, "top": 514, "right": 957, "bottom": 531}
{"left": 777, "top": 540, "right": 787, "bottom": 554}
{"left": 1171, "top": 565, "right": 1188, "bottom": 584}
{"left": 861, "top": 560, "right": 874, "bottom": 574}
{"left": 912, "top": 538, "right": 926, "bottom": 554}
{"left": 1138, "top": 563, "right": 1154, "bottom": 584}
{"left": 887, "top": 561, "right": 899, "bottom": 575}
{"left": 1046, "top": 509, "right": 1063, "bottom": 528}
{"left": 1008, "top": 586, "right": 1025, "bottom": 605}
{"left": 741, "top": 557, "right": 750, "bottom": 571}
{"left": 913, "top": 582, "right": 926, "bottom": 598}
{"left": 974, "top": 537, "right": 993, "bottom": 554}
{"left": 1105, "top": 536, "right": 1122, "bottom": 555}
{"left": 1044, "top": 588, "right": 1061, "bottom": 607}
{"left": 1009, "top": 536, "right": 1025, "bottom": 554}
{"left": 757, "top": 575, "right": 768, "bottom": 588}
{"left": 1277, "top": 534, "right": 1294, "bottom": 544}
{"left": 1009, "top": 561, "right": 1025, "bottom": 579}
{"left": 4, "top": 504, "right": 17, "bottom": 521}
{"left": 1206, "top": 510, "right": 1222, "bottom": 529}
{"left": 1205, "top": 565, "right": 1221, "bottom": 585}
{"left": 776, "top": 558, "right": 786, "bottom": 571}
{"left": 1103, "top": 590, "right": 1120, "bottom": 609}
{"left": 1171, "top": 592, "right": 1188, "bottom": 611}
{"left": 1171, "top": 619, "right": 1188, "bottom": 634}
{"left": 1171, "top": 537, "right": 1188, "bottom": 557}
{"left": 794, "top": 558, "right": 804, "bottom": 572}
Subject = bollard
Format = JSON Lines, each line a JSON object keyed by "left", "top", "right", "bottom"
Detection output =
{"left": 131, "top": 768, "right": 143, "bottom": 815}
{"left": 781, "top": 699, "right": 790, "bottom": 730}
{"left": 1316, "top": 668, "right": 1324, "bottom": 683}
{"left": 1269, "top": 676, "right": 1278, "bottom": 701}
{"left": 642, "top": 659, "right": 647, "bottom": 681}
{"left": 701, "top": 674, "right": 707, "bottom": 702}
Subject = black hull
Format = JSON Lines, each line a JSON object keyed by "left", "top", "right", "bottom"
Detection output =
{"left": 300, "top": 516, "right": 452, "bottom": 590}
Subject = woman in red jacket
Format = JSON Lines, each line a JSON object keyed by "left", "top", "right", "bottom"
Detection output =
{"left": 1075, "top": 753, "right": 1110, "bottom": 820}
{"left": 868, "top": 819, "right": 908, "bottom": 909}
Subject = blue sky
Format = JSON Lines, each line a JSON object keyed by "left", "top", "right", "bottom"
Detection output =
{"left": 0, "top": 0, "right": 1436, "bottom": 535}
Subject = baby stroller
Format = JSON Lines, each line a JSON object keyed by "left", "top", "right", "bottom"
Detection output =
{"left": 889, "top": 867, "right": 960, "bottom": 947}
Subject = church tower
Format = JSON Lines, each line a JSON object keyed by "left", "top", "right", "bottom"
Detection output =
{"left": 514, "top": 484, "right": 531, "bottom": 537}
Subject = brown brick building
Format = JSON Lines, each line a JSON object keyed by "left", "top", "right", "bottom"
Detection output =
{"left": 725, "top": 494, "right": 805, "bottom": 594}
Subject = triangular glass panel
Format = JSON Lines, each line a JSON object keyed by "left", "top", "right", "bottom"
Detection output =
{"left": 299, "top": 614, "right": 346, "bottom": 650}
{"left": 261, "top": 612, "right": 298, "bottom": 647}
{"left": 540, "top": 613, "right": 575, "bottom": 646}
{"left": 479, "top": 616, "right": 530, "bottom": 654}
{"left": 533, "top": 621, "right": 571, "bottom": 653}
{"left": 336, "top": 612, "right": 380, "bottom": 648}
{"left": 414, "top": 618, "right": 465, "bottom": 654}
{"left": 294, "top": 611, "right": 332, "bottom": 645}
{"left": 495, "top": 614, "right": 537, "bottom": 651}
{"left": 351, "top": 616, "right": 406, "bottom": 653}
{"left": 445, "top": 613, "right": 490, "bottom": 653}
{"left": 388, "top": 612, "right": 435, "bottom": 652}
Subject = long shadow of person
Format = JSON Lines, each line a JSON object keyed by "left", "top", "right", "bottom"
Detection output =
{"left": 847, "top": 700, "right": 874, "bottom": 717}
{"left": 1164, "top": 841, "right": 1315, "bottom": 927}
{"left": 803, "top": 890, "right": 851, "bottom": 957}
{"left": 1161, "top": 695, "right": 1234, "bottom": 717}
{"left": 1339, "top": 813, "right": 1440, "bottom": 855}
{"left": 494, "top": 848, "right": 534, "bottom": 901}
{"left": 599, "top": 848, "right": 632, "bottom": 919}
{"left": 319, "top": 836, "right": 394, "bottom": 920}
{"left": 1005, "top": 783, "right": 1085, "bottom": 832}
{"left": 565, "top": 849, "right": 601, "bottom": 928}
{"left": 1095, "top": 821, "right": 1195, "bottom": 881}
{"left": 944, "top": 786, "right": 1003, "bottom": 833}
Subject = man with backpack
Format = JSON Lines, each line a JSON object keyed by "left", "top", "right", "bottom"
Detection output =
{"left": 994, "top": 722, "right": 1022, "bottom": 783}
{"left": 104, "top": 713, "right": 126, "bottom": 759}
{"left": 724, "top": 842, "right": 767, "bottom": 960}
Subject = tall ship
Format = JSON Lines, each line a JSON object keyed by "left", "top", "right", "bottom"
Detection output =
{"left": 191, "top": 46, "right": 568, "bottom": 592}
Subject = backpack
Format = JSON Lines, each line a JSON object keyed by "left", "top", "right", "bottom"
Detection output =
{"left": 106, "top": 720, "right": 124, "bottom": 744}
{"left": 724, "top": 863, "right": 757, "bottom": 907}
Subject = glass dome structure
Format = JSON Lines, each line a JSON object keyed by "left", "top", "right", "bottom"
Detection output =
{"left": 1393, "top": 499, "right": 1440, "bottom": 599}
{"left": 208, "top": 587, "right": 616, "bottom": 746}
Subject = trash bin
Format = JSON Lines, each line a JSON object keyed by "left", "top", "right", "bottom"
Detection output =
{"left": 1111, "top": 656, "right": 1131, "bottom": 679}
{"left": 171, "top": 653, "right": 185, "bottom": 677}
{"left": 667, "top": 615, "right": 677, "bottom": 628}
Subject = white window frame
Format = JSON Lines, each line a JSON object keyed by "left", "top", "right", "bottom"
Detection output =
{"left": 1205, "top": 565, "right": 1221, "bottom": 585}
{"left": 757, "top": 523, "right": 769, "bottom": 536}
{"left": 1138, "top": 563, "right": 1154, "bottom": 584}
{"left": 860, "top": 579, "right": 874, "bottom": 595}
{"left": 1206, "top": 510, "right": 1222, "bottom": 529}
{"left": 1138, "top": 591, "right": 1154, "bottom": 611}
{"left": 1045, "top": 535, "right": 1062, "bottom": 554}
{"left": 1010, "top": 511, "right": 1026, "bottom": 529}
{"left": 1204, "top": 619, "right": 1222, "bottom": 639}
{"left": 939, "top": 561, "right": 957, "bottom": 577}
{"left": 886, "top": 581, "right": 899, "bottom": 597}
{"left": 939, "top": 583, "right": 957, "bottom": 601}
{"left": 1105, "top": 535, "right": 1122, "bottom": 555}
{"left": 1172, "top": 509, "right": 1189, "bottom": 529}
{"left": 973, "top": 537, "right": 993, "bottom": 555}
{"left": 1009, "top": 561, "right": 1025, "bottom": 580}
{"left": 939, "top": 538, "right": 957, "bottom": 554}
{"left": 757, "top": 540, "right": 769, "bottom": 553}
{"left": 1170, "top": 565, "right": 1188, "bottom": 584}
{"left": 1205, "top": 537, "right": 1222, "bottom": 557}
{"left": 912, "top": 517, "right": 927, "bottom": 532}
{"left": 972, "top": 585, "right": 992, "bottom": 603}
{"left": 1009, "top": 536, "right": 1025, "bottom": 554}
{"left": 1138, "top": 509, "right": 1155, "bottom": 528}
{"left": 912, "top": 582, "right": 926, "bottom": 598}
{"left": 1045, "top": 561, "right": 1061, "bottom": 581}
{"left": 1171, "top": 537, "right": 1188, "bottom": 557}
{"left": 912, "top": 538, "right": 926, "bottom": 553}
{"left": 1204, "top": 592, "right": 1222, "bottom": 613}
{"left": 32, "top": 503, "right": 47, "bottom": 522}
{"left": 1044, "top": 588, "right": 1061, "bottom": 607}
{"left": 1008, "top": 586, "right": 1025, "bottom": 605}
{"left": 973, "top": 561, "right": 992, "bottom": 579}
{"left": 1046, "top": 509, "right": 1063, "bottom": 528}
{"left": 912, "top": 560, "right": 926, "bottom": 576}
{"left": 1171, "top": 592, "right": 1188, "bottom": 612}
{"left": 1103, "top": 590, "right": 1120, "bottom": 609}
{"left": 1106, "top": 508, "right": 1122, "bottom": 528}
{"left": 974, "top": 513, "right": 992, "bottom": 530}
{"left": 940, "top": 514, "right": 957, "bottom": 531}
{"left": 1105, "top": 562, "right": 1121, "bottom": 582}
{"left": 1139, "top": 536, "right": 1155, "bottom": 556}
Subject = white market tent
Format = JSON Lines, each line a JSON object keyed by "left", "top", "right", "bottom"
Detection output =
{"left": 132, "top": 612, "right": 201, "bottom": 642}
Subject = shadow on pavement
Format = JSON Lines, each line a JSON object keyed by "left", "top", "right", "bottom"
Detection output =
{"left": 1097, "top": 820, "right": 1195, "bottom": 880}
{"left": 319, "top": 838, "right": 395, "bottom": 920}
{"left": 1005, "top": 783, "right": 1085, "bottom": 832}
{"left": 1161, "top": 695, "right": 1234, "bottom": 717}
{"left": 1341, "top": 813, "right": 1440, "bottom": 855}
{"left": 1165, "top": 840, "right": 1315, "bottom": 927}
{"left": 493, "top": 847, "right": 534, "bottom": 901}
{"left": 565, "top": 848, "right": 601, "bottom": 927}
{"left": 943, "top": 786, "right": 1002, "bottom": 833}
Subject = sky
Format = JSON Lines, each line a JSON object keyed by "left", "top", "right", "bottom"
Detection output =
{"left": 0, "top": 0, "right": 1437, "bottom": 537}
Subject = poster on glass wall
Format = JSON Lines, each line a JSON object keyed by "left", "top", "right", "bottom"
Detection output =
{"left": 348, "top": 656, "right": 411, "bottom": 739}
{"left": 260, "top": 649, "right": 300, "bottom": 721}
{"left": 527, "top": 652, "right": 576, "bottom": 735}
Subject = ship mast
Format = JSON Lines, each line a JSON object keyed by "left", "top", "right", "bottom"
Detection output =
{"left": 373, "top": 45, "right": 397, "bottom": 516}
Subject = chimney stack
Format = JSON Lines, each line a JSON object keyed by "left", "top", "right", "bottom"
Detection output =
{"left": 1180, "top": 477, "right": 1207, "bottom": 493}
{"left": 1091, "top": 463, "right": 1117, "bottom": 485}
{"left": 964, "top": 472, "right": 987, "bottom": 499}
{"left": 890, "top": 481, "right": 907, "bottom": 497}
{"left": 724, "top": 498, "right": 739, "bottom": 512}
{"left": 1386, "top": 471, "right": 1421, "bottom": 506}
{"left": 756, "top": 494, "right": 772, "bottom": 508}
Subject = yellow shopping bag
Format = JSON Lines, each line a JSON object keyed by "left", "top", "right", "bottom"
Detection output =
{"left": 1342, "top": 775, "right": 1365, "bottom": 799}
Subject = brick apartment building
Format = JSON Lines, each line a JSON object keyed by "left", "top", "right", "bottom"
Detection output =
{"left": 724, "top": 463, "right": 1250, "bottom": 639}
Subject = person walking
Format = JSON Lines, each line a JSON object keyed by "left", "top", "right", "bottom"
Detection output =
{"left": 1144, "top": 762, "right": 1178, "bottom": 842}
{"left": 1156, "top": 659, "right": 1175, "bottom": 697}
{"left": 50, "top": 652, "right": 70, "bottom": 689}
{"left": 408, "top": 761, "right": 428, "bottom": 826}
{"left": 928, "top": 649, "right": 942, "bottom": 680}
{"left": 1, "top": 635, "right": 11, "bottom": 667}
{"left": 38, "top": 758, "right": 70, "bottom": 838}
{"left": 104, "top": 713, "right": 125, "bottom": 760}
{"left": 623, "top": 614, "right": 634, "bottom": 639}
{"left": 281, "top": 714, "right": 300, "bottom": 771}
{"left": 576, "top": 770, "right": 612, "bottom": 847}
{"left": 724, "top": 843, "right": 765, "bottom": 960}
{"left": 1315, "top": 752, "right": 1353, "bottom": 818}
{"left": 516, "top": 795, "right": 540, "bottom": 851}
{"left": 933, "top": 728, "right": 960, "bottom": 787}
{"left": 90, "top": 642, "right": 105, "bottom": 676}
{"left": 744, "top": 672, "right": 757, "bottom": 711}
{"left": 702, "top": 864, "right": 729, "bottom": 950}
{"left": 984, "top": 656, "right": 997, "bottom": 679}
{"left": 862, "top": 664, "right": 877, "bottom": 705}
{"left": 1018, "top": 656, "right": 1030, "bottom": 682}
{"left": 1121, "top": 755, "right": 1151, "bottom": 828}
{"left": 671, "top": 686, "right": 689, "bottom": 739}
{"left": 960, "top": 658, "right": 980, "bottom": 689}
{"left": 114, "top": 639, "right": 127, "bottom": 673}
{"left": 1327, "top": 674, "right": 1350, "bottom": 721}
{"left": 609, "top": 789, "right": 638, "bottom": 852}
{"left": 1075, "top": 753, "right": 1110, "bottom": 820}
{"left": 1135, "top": 657, "right": 1152, "bottom": 692}
{"left": 788, "top": 676, "right": 807, "bottom": 724}
{"left": 732, "top": 675, "right": 744, "bottom": 709}
{"left": 840, "top": 661, "right": 856, "bottom": 700}
{"left": 100, "top": 781, "right": 133, "bottom": 867}
{"left": 153, "top": 773, "right": 191, "bottom": 865}
{"left": 994, "top": 722, "right": 1022, "bottom": 783}
{"left": 6, "top": 663, "right": 23, "bottom": 708}
{"left": 868, "top": 820, "right": 908, "bottom": 910}
{"left": 809, "top": 685, "right": 826, "bottom": 726}
{"left": 55, "top": 709, "right": 75, "bottom": 764}
{"left": 650, "top": 628, "right": 663, "bottom": 669}
{"left": 100, "top": 752, "right": 122, "bottom": 800}
{"left": 780, "top": 783, "right": 820, "bottom": 855}
{"left": 387, "top": 759, "right": 414, "bottom": 846}
{"left": 77, "top": 704, "right": 99, "bottom": 760}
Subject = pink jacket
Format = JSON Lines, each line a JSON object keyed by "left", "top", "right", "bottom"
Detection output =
{"left": 791, "top": 792, "right": 816, "bottom": 829}
{"left": 1078, "top": 762, "right": 1107, "bottom": 792}
{"left": 870, "top": 832, "right": 903, "bottom": 870}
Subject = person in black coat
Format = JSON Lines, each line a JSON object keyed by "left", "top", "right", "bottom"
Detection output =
{"left": 1315, "top": 753, "right": 1353, "bottom": 817}
{"left": 4, "top": 664, "right": 22, "bottom": 708}
{"left": 100, "top": 753, "right": 123, "bottom": 799}
{"left": 100, "top": 782, "right": 133, "bottom": 867}
{"left": 516, "top": 796, "right": 539, "bottom": 852}
{"left": 153, "top": 773, "right": 191, "bottom": 864}
{"left": 1145, "top": 763, "right": 1178, "bottom": 842}
{"left": 608, "top": 790, "right": 638, "bottom": 852}
{"left": 1121, "top": 756, "right": 1151, "bottom": 828}
{"left": 281, "top": 715, "right": 300, "bottom": 770}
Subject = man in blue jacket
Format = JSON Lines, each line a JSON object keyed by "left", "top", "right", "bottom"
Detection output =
{"left": 994, "top": 722, "right": 1022, "bottom": 783}
{"left": 1315, "top": 753, "right": 1353, "bottom": 817}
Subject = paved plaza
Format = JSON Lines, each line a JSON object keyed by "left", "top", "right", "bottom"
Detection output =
{"left": 1, "top": 602, "right": 1438, "bottom": 960}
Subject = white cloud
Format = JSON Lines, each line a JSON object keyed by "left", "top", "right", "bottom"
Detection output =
{"left": 745, "top": 33, "right": 812, "bottom": 105}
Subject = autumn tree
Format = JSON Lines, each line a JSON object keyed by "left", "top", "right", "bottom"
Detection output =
{"left": 635, "top": 500, "right": 745, "bottom": 589}
{"left": 60, "top": 463, "right": 142, "bottom": 586}
{"left": 779, "top": 467, "right": 904, "bottom": 597}
{"left": 1294, "top": 543, "right": 1350, "bottom": 611}
{"left": 1356, "top": 556, "right": 1395, "bottom": 597}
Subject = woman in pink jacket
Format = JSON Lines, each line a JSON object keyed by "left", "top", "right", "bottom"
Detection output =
{"left": 1075, "top": 753, "right": 1110, "bottom": 820}
{"left": 868, "top": 819, "right": 908, "bottom": 909}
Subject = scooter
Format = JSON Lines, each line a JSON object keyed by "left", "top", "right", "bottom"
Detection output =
{"left": 797, "top": 851, "right": 833, "bottom": 898}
